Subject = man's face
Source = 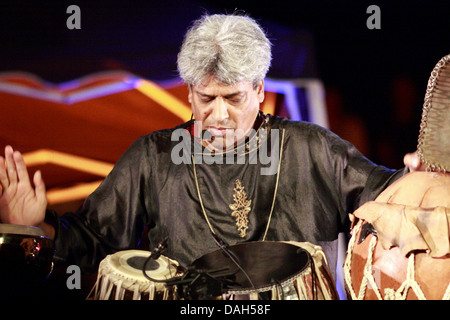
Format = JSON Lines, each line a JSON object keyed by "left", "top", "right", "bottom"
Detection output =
{"left": 188, "top": 76, "right": 264, "bottom": 151}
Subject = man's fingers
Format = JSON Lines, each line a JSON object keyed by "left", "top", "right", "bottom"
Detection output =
{"left": 13, "top": 150, "right": 31, "bottom": 184}
{"left": 4, "top": 146, "right": 17, "bottom": 185}
{"left": 0, "top": 156, "right": 8, "bottom": 190}
{"left": 33, "top": 170, "right": 47, "bottom": 204}
{"left": 403, "top": 151, "right": 426, "bottom": 172}
{"left": 405, "top": 152, "right": 419, "bottom": 169}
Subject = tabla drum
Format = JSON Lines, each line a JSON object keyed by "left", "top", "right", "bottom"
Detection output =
{"left": 344, "top": 172, "right": 450, "bottom": 300}
{"left": 90, "top": 250, "right": 182, "bottom": 300}
{"left": 0, "top": 224, "right": 55, "bottom": 298}
{"left": 190, "top": 241, "right": 339, "bottom": 300}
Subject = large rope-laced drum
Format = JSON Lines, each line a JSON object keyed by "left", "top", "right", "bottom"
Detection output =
{"left": 344, "top": 172, "right": 449, "bottom": 300}
{"left": 344, "top": 54, "right": 450, "bottom": 300}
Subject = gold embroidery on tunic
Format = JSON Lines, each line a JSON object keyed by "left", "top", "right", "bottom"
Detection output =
{"left": 229, "top": 179, "right": 251, "bottom": 238}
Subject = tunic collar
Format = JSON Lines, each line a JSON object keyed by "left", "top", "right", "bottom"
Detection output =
{"left": 186, "top": 111, "right": 271, "bottom": 156}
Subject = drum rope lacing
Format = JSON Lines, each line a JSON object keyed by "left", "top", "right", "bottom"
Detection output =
{"left": 344, "top": 220, "right": 450, "bottom": 300}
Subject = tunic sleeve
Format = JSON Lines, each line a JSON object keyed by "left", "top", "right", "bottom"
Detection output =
{"left": 308, "top": 124, "right": 406, "bottom": 224}
{"left": 46, "top": 136, "right": 153, "bottom": 273}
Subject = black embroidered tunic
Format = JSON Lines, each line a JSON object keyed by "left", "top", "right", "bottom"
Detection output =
{"left": 47, "top": 113, "right": 404, "bottom": 275}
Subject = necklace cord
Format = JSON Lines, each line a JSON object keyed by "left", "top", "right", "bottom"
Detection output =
{"left": 262, "top": 128, "right": 285, "bottom": 240}
{"left": 191, "top": 128, "right": 285, "bottom": 240}
{"left": 191, "top": 128, "right": 285, "bottom": 299}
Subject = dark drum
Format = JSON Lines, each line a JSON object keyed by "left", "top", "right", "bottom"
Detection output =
{"left": 0, "top": 224, "right": 55, "bottom": 295}
{"left": 190, "top": 241, "right": 339, "bottom": 300}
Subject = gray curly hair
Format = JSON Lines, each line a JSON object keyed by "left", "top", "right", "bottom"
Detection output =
{"left": 177, "top": 14, "right": 272, "bottom": 87}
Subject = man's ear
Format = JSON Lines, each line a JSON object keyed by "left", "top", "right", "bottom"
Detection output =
{"left": 187, "top": 84, "right": 193, "bottom": 104}
{"left": 257, "top": 80, "right": 265, "bottom": 103}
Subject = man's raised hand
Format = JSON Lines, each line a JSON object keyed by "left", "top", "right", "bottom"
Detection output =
{"left": 0, "top": 146, "right": 47, "bottom": 226}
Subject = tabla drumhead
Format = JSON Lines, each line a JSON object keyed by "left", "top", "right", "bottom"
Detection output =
{"left": 191, "top": 241, "right": 310, "bottom": 293}
{"left": 108, "top": 250, "right": 178, "bottom": 282}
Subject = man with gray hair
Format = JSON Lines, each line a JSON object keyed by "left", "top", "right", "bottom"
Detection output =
{"left": 0, "top": 14, "right": 422, "bottom": 298}
{"left": 178, "top": 14, "right": 271, "bottom": 88}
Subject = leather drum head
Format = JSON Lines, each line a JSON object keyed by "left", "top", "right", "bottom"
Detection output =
{"left": 108, "top": 250, "right": 178, "bottom": 282}
{"left": 191, "top": 241, "right": 310, "bottom": 293}
{"left": 418, "top": 54, "right": 450, "bottom": 172}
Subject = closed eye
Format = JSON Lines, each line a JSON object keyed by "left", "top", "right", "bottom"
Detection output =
{"left": 225, "top": 93, "right": 246, "bottom": 104}
{"left": 198, "top": 93, "right": 215, "bottom": 103}
{"left": 196, "top": 91, "right": 246, "bottom": 104}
